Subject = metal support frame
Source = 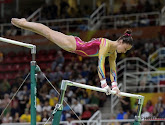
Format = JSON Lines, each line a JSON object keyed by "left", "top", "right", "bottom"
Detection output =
{"left": 0, "top": 37, "right": 37, "bottom": 125}
{"left": 52, "top": 80, "right": 144, "bottom": 125}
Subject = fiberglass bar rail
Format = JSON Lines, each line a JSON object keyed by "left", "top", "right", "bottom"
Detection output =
{"left": 0, "top": 37, "right": 35, "bottom": 49}
{"left": 63, "top": 80, "right": 143, "bottom": 99}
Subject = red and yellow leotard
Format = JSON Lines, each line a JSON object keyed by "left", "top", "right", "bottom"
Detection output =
{"left": 73, "top": 37, "right": 101, "bottom": 57}
{"left": 73, "top": 37, "right": 117, "bottom": 83}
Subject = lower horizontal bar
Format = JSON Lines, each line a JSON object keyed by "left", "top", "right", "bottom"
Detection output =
{"left": 64, "top": 80, "right": 143, "bottom": 99}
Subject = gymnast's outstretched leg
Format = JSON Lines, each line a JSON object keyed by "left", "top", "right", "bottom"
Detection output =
{"left": 11, "top": 18, "right": 76, "bottom": 52}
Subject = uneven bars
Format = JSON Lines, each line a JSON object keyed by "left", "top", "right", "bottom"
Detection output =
{"left": 63, "top": 80, "right": 143, "bottom": 99}
{"left": 0, "top": 37, "right": 35, "bottom": 49}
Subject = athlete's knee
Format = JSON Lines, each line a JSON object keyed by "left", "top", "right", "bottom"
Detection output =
{"left": 65, "top": 35, "right": 76, "bottom": 51}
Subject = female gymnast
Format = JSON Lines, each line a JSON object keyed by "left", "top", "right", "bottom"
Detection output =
{"left": 11, "top": 18, "right": 133, "bottom": 96}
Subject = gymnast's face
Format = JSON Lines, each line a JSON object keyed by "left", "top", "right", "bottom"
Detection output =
{"left": 116, "top": 40, "right": 132, "bottom": 53}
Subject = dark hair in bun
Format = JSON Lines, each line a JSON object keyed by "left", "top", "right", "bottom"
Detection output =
{"left": 118, "top": 29, "right": 133, "bottom": 45}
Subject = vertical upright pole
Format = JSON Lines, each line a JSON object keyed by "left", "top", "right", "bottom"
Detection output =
{"left": 31, "top": 61, "right": 37, "bottom": 125}
{"left": 52, "top": 80, "right": 67, "bottom": 125}
{"left": 30, "top": 47, "right": 36, "bottom": 125}
{"left": 134, "top": 96, "right": 144, "bottom": 125}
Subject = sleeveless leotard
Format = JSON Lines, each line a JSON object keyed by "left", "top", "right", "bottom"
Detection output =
{"left": 73, "top": 37, "right": 102, "bottom": 57}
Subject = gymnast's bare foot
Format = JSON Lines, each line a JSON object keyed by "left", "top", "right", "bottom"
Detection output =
{"left": 11, "top": 18, "right": 27, "bottom": 28}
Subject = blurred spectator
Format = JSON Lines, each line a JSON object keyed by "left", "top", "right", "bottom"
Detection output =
{"left": 63, "top": 66, "right": 72, "bottom": 80}
{"left": 119, "top": 97, "right": 131, "bottom": 112}
{"left": 144, "top": 0, "right": 153, "bottom": 12}
{"left": 0, "top": 94, "right": 11, "bottom": 115}
{"left": 0, "top": 51, "right": 3, "bottom": 62}
{"left": 132, "top": 99, "right": 138, "bottom": 115}
{"left": 37, "top": 72, "right": 46, "bottom": 84}
{"left": 121, "top": 114, "right": 130, "bottom": 125}
{"left": 49, "top": 89, "right": 58, "bottom": 97}
{"left": 158, "top": 107, "right": 165, "bottom": 118}
{"left": 120, "top": 2, "right": 127, "bottom": 14}
{"left": 81, "top": 64, "right": 89, "bottom": 79}
{"left": 17, "top": 85, "right": 29, "bottom": 101}
{"left": 0, "top": 79, "right": 11, "bottom": 94}
{"left": 86, "top": 80, "right": 93, "bottom": 96}
{"left": 46, "top": 68, "right": 56, "bottom": 82}
{"left": 39, "top": 92, "right": 49, "bottom": 106}
{"left": 66, "top": 88, "right": 74, "bottom": 104}
{"left": 80, "top": 91, "right": 90, "bottom": 105}
{"left": 13, "top": 112, "right": 20, "bottom": 122}
{"left": 155, "top": 96, "right": 165, "bottom": 113}
{"left": 71, "top": 99, "right": 83, "bottom": 117}
{"left": 107, "top": 115, "right": 116, "bottom": 125}
{"left": 2, "top": 112, "right": 12, "bottom": 123}
{"left": 19, "top": 95, "right": 29, "bottom": 115}
{"left": 141, "top": 107, "right": 151, "bottom": 119}
{"left": 9, "top": 86, "right": 17, "bottom": 98}
{"left": 76, "top": 74, "right": 86, "bottom": 84}
{"left": 89, "top": 91, "right": 100, "bottom": 106}
{"left": 116, "top": 107, "right": 126, "bottom": 120}
{"left": 139, "top": 15, "right": 150, "bottom": 27}
{"left": 63, "top": 102, "right": 70, "bottom": 112}
{"left": 154, "top": 0, "right": 163, "bottom": 11}
{"left": 41, "top": 111, "right": 49, "bottom": 122}
{"left": 53, "top": 66, "right": 63, "bottom": 83}
{"left": 41, "top": 2, "right": 58, "bottom": 20}
{"left": 127, "top": 110, "right": 134, "bottom": 119}
{"left": 28, "top": 96, "right": 40, "bottom": 108}
{"left": 49, "top": 90, "right": 58, "bottom": 107}
{"left": 62, "top": 101, "right": 71, "bottom": 121}
{"left": 10, "top": 97, "right": 19, "bottom": 117}
{"left": 88, "top": 64, "right": 98, "bottom": 83}
{"left": 145, "top": 100, "right": 154, "bottom": 114}
{"left": 136, "top": 0, "right": 144, "bottom": 13}
{"left": 141, "top": 107, "right": 151, "bottom": 125}
{"left": 138, "top": 68, "right": 151, "bottom": 92}
{"left": 20, "top": 109, "right": 31, "bottom": 122}
{"left": 60, "top": 0, "right": 68, "bottom": 12}
{"left": 36, "top": 112, "right": 42, "bottom": 122}
{"left": 98, "top": 92, "right": 106, "bottom": 107}
{"left": 5, "top": 27, "right": 17, "bottom": 36}
{"left": 51, "top": 50, "right": 65, "bottom": 71}
{"left": 43, "top": 101, "right": 52, "bottom": 112}
{"left": 81, "top": 105, "right": 92, "bottom": 120}
{"left": 39, "top": 84, "right": 49, "bottom": 95}
{"left": 36, "top": 103, "right": 42, "bottom": 113}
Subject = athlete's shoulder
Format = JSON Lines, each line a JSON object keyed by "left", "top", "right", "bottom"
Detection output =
{"left": 100, "top": 37, "right": 111, "bottom": 41}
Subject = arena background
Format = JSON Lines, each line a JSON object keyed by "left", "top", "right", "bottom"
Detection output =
{"left": 0, "top": 0, "right": 164, "bottom": 125}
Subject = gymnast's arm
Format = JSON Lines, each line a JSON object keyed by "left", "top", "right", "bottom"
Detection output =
{"left": 109, "top": 51, "right": 117, "bottom": 83}
{"left": 98, "top": 39, "right": 108, "bottom": 87}
{"left": 98, "top": 51, "right": 106, "bottom": 84}
{"left": 109, "top": 52, "right": 120, "bottom": 96}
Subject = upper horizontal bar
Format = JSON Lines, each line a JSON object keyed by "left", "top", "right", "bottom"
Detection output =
{"left": 0, "top": 37, "right": 35, "bottom": 49}
{"left": 64, "top": 80, "right": 143, "bottom": 99}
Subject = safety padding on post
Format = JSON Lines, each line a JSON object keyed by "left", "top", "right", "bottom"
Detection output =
{"left": 52, "top": 110, "right": 62, "bottom": 125}
{"left": 133, "top": 121, "right": 140, "bottom": 125}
